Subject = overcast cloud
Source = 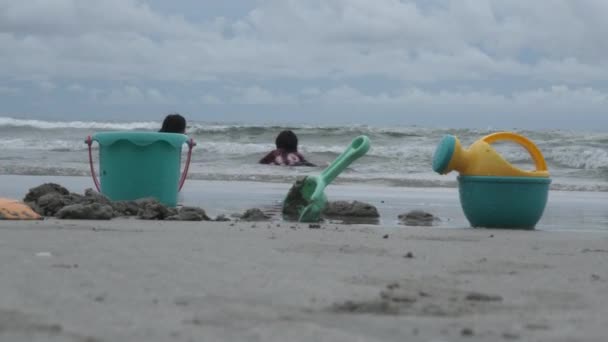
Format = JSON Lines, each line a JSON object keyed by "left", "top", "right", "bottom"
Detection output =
{"left": 0, "top": 0, "right": 606, "bottom": 129}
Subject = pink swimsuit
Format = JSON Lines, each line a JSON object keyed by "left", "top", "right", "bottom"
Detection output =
{"left": 259, "top": 149, "right": 314, "bottom": 166}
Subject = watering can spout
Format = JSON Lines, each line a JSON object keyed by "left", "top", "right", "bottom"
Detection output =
{"left": 432, "top": 135, "right": 466, "bottom": 175}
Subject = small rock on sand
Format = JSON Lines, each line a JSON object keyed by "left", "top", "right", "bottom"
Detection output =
{"left": 24, "top": 183, "right": 86, "bottom": 216}
{"left": 24, "top": 183, "right": 70, "bottom": 203}
{"left": 56, "top": 203, "right": 115, "bottom": 220}
{"left": 83, "top": 188, "right": 112, "bottom": 205}
{"left": 324, "top": 200, "right": 380, "bottom": 218}
{"left": 502, "top": 331, "right": 521, "bottom": 340}
{"left": 214, "top": 214, "right": 231, "bottom": 222}
{"left": 167, "top": 206, "right": 210, "bottom": 221}
{"left": 465, "top": 292, "right": 503, "bottom": 302}
{"left": 461, "top": 327, "right": 474, "bottom": 336}
{"left": 35, "top": 193, "right": 78, "bottom": 216}
{"left": 24, "top": 183, "right": 216, "bottom": 221}
{"left": 136, "top": 198, "right": 173, "bottom": 220}
{"left": 112, "top": 201, "right": 141, "bottom": 217}
{"left": 240, "top": 208, "right": 271, "bottom": 221}
{"left": 330, "top": 299, "right": 400, "bottom": 315}
{"left": 398, "top": 210, "right": 439, "bottom": 227}
{"left": 282, "top": 177, "right": 309, "bottom": 217}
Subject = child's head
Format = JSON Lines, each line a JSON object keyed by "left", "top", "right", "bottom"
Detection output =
{"left": 160, "top": 113, "right": 186, "bottom": 134}
{"left": 275, "top": 130, "right": 298, "bottom": 152}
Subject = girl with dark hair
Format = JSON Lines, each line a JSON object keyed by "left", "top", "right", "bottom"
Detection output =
{"left": 159, "top": 113, "right": 186, "bottom": 134}
{"left": 259, "top": 130, "right": 315, "bottom": 166}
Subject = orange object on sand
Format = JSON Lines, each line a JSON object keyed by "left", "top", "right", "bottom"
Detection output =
{"left": 0, "top": 198, "right": 42, "bottom": 220}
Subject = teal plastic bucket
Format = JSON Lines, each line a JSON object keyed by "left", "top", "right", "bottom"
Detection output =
{"left": 88, "top": 132, "right": 191, "bottom": 207}
{"left": 458, "top": 176, "right": 551, "bottom": 229}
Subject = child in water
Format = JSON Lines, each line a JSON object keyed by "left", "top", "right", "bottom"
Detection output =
{"left": 260, "top": 130, "right": 315, "bottom": 167}
{"left": 159, "top": 113, "right": 186, "bottom": 134}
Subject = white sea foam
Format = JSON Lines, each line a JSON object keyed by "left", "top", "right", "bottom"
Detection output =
{"left": 0, "top": 116, "right": 606, "bottom": 191}
{"left": 0, "top": 117, "right": 159, "bottom": 130}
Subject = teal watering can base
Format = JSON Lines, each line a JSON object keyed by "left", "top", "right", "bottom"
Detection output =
{"left": 458, "top": 176, "right": 551, "bottom": 229}
{"left": 90, "top": 132, "right": 190, "bottom": 207}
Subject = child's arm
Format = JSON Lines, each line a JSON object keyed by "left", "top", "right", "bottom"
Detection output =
{"left": 259, "top": 150, "right": 276, "bottom": 164}
{"left": 296, "top": 153, "right": 316, "bottom": 167}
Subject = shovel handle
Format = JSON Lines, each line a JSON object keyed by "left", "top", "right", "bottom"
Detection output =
{"left": 320, "top": 135, "right": 370, "bottom": 186}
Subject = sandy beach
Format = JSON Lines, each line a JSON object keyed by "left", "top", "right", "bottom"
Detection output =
{"left": 2, "top": 0, "right": 608, "bottom": 340}
{"left": 0, "top": 218, "right": 607, "bottom": 342}
{"left": 1, "top": 175, "right": 608, "bottom": 341}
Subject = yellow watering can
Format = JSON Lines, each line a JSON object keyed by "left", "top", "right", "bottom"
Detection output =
{"left": 433, "top": 132, "right": 550, "bottom": 178}
{"left": 432, "top": 132, "right": 551, "bottom": 229}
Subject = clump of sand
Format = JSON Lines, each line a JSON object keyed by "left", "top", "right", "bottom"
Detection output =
{"left": 399, "top": 210, "right": 440, "bottom": 226}
{"left": 22, "top": 183, "right": 210, "bottom": 221}
{"left": 282, "top": 177, "right": 380, "bottom": 222}
{"left": 281, "top": 177, "right": 309, "bottom": 219}
{"left": 324, "top": 200, "right": 379, "bottom": 218}
{"left": 240, "top": 208, "right": 271, "bottom": 222}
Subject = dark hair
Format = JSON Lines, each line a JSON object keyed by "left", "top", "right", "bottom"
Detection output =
{"left": 159, "top": 113, "right": 186, "bottom": 133}
{"left": 275, "top": 130, "right": 298, "bottom": 152}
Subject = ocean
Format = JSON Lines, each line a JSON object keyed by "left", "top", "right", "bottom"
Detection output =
{"left": 0, "top": 116, "right": 607, "bottom": 192}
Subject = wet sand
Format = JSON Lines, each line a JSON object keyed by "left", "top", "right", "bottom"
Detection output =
{"left": 1, "top": 175, "right": 607, "bottom": 231}
{"left": 0, "top": 219, "right": 608, "bottom": 341}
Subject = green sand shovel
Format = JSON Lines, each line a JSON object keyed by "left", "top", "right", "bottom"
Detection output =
{"left": 283, "top": 135, "right": 371, "bottom": 222}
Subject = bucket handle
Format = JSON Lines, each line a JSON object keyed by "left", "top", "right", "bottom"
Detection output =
{"left": 482, "top": 132, "right": 548, "bottom": 172}
{"left": 178, "top": 138, "right": 196, "bottom": 191}
{"left": 85, "top": 136, "right": 101, "bottom": 192}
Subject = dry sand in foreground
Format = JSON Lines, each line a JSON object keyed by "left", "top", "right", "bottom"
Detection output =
{"left": 0, "top": 219, "right": 607, "bottom": 342}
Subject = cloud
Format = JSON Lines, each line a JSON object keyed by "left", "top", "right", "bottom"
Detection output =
{"left": 36, "top": 80, "right": 56, "bottom": 91}
{"left": 301, "top": 87, "right": 321, "bottom": 97}
{"left": 314, "top": 84, "right": 607, "bottom": 115}
{"left": 232, "top": 86, "right": 297, "bottom": 104}
{"left": 0, "top": 0, "right": 606, "bottom": 84}
{"left": 102, "top": 85, "right": 173, "bottom": 104}
{"left": 200, "top": 94, "right": 222, "bottom": 104}
{"left": 145, "top": 88, "right": 172, "bottom": 103}
{"left": 0, "top": 0, "right": 606, "bottom": 128}
{"left": 0, "top": 85, "right": 20, "bottom": 95}
{"left": 0, "top": 0, "right": 200, "bottom": 37}
{"left": 66, "top": 83, "right": 84, "bottom": 92}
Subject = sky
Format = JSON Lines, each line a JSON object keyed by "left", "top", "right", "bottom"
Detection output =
{"left": 0, "top": 0, "right": 607, "bottom": 129}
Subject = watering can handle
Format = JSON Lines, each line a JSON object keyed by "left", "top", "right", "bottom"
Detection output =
{"left": 482, "top": 132, "right": 548, "bottom": 172}
{"left": 178, "top": 139, "right": 196, "bottom": 191}
{"left": 85, "top": 136, "right": 102, "bottom": 192}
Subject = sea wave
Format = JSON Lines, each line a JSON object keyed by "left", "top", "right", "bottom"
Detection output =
{"left": 0, "top": 116, "right": 606, "bottom": 191}
{"left": 0, "top": 165, "right": 606, "bottom": 192}
{"left": 0, "top": 117, "right": 159, "bottom": 130}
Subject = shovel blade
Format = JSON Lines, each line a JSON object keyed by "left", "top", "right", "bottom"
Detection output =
{"left": 298, "top": 204, "right": 321, "bottom": 222}
{"left": 298, "top": 198, "right": 326, "bottom": 222}
{"left": 282, "top": 176, "right": 325, "bottom": 221}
